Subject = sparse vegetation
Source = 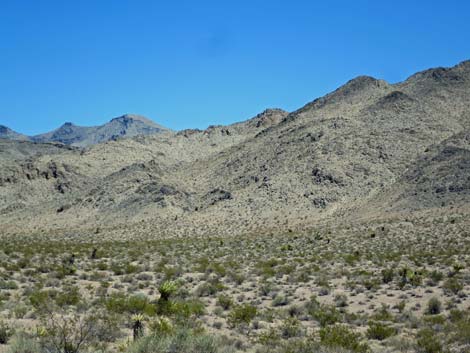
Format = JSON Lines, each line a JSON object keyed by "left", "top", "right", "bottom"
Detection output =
{"left": 0, "top": 215, "right": 468, "bottom": 352}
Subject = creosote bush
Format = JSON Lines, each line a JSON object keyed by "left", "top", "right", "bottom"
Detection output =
{"left": 426, "top": 297, "right": 442, "bottom": 315}
{"left": 320, "top": 324, "right": 369, "bottom": 353}
{"left": 227, "top": 304, "right": 257, "bottom": 328}
{"left": 366, "top": 321, "right": 397, "bottom": 340}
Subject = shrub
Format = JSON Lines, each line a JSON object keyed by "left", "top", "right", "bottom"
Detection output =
{"left": 148, "top": 316, "right": 174, "bottom": 336}
{"left": 217, "top": 294, "right": 233, "bottom": 310}
{"left": 428, "top": 270, "right": 443, "bottom": 285}
{"left": 29, "top": 289, "right": 57, "bottom": 311}
{"left": 227, "top": 304, "right": 257, "bottom": 328}
{"left": 39, "top": 311, "right": 106, "bottom": 353}
{"left": 320, "top": 325, "right": 368, "bottom": 353}
{"left": 416, "top": 328, "right": 442, "bottom": 353}
{"left": 105, "top": 293, "right": 156, "bottom": 315}
{"left": 127, "top": 327, "right": 226, "bottom": 353}
{"left": 6, "top": 333, "right": 40, "bottom": 353}
{"left": 0, "top": 280, "right": 18, "bottom": 290}
{"left": 443, "top": 278, "right": 463, "bottom": 295}
{"left": 259, "top": 281, "right": 273, "bottom": 296}
{"left": 280, "top": 317, "right": 302, "bottom": 338}
{"left": 371, "top": 304, "right": 393, "bottom": 321}
{"left": 334, "top": 294, "right": 348, "bottom": 307}
{"left": 0, "top": 321, "right": 14, "bottom": 344}
{"left": 272, "top": 293, "right": 289, "bottom": 307}
{"left": 381, "top": 268, "right": 394, "bottom": 284}
{"left": 426, "top": 297, "right": 442, "bottom": 315}
{"left": 55, "top": 286, "right": 81, "bottom": 307}
{"left": 311, "top": 304, "right": 341, "bottom": 327}
{"left": 366, "top": 321, "right": 397, "bottom": 340}
{"left": 195, "top": 280, "right": 225, "bottom": 297}
{"left": 55, "top": 264, "right": 76, "bottom": 279}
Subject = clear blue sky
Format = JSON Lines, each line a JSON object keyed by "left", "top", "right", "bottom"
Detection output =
{"left": 1, "top": 0, "right": 469, "bottom": 135}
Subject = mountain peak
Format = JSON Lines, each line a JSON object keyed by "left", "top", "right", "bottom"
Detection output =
{"left": 27, "top": 114, "right": 170, "bottom": 147}
{"left": 60, "top": 122, "right": 76, "bottom": 128}
{"left": 342, "top": 75, "right": 388, "bottom": 91}
{"left": 111, "top": 114, "right": 147, "bottom": 122}
{"left": 0, "top": 125, "right": 29, "bottom": 141}
{"left": 109, "top": 114, "right": 169, "bottom": 130}
{"left": 405, "top": 60, "right": 470, "bottom": 85}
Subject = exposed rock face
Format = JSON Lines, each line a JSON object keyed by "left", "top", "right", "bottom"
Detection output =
{"left": 1, "top": 60, "right": 470, "bottom": 238}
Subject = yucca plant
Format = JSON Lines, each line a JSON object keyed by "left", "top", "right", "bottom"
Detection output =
{"left": 158, "top": 281, "right": 177, "bottom": 302}
{"left": 131, "top": 314, "right": 145, "bottom": 341}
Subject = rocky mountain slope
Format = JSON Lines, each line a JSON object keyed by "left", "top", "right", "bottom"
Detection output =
{"left": 1, "top": 114, "right": 170, "bottom": 147}
{"left": 0, "top": 60, "right": 469, "bottom": 238}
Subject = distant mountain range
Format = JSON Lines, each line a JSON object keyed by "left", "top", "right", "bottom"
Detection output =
{"left": 0, "top": 114, "right": 170, "bottom": 147}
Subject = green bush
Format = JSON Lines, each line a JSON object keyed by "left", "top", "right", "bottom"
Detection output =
{"left": 443, "top": 278, "right": 463, "bottom": 295}
{"left": 428, "top": 270, "right": 443, "bottom": 285}
{"left": 55, "top": 264, "right": 76, "bottom": 279}
{"left": 105, "top": 293, "right": 156, "bottom": 315}
{"left": 381, "top": 268, "right": 394, "bottom": 283}
{"left": 426, "top": 297, "right": 442, "bottom": 315}
{"left": 371, "top": 304, "right": 393, "bottom": 321}
{"left": 320, "top": 325, "right": 369, "bottom": 353}
{"left": 216, "top": 294, "right": 233, "bottom": 310}
{"left": 55, "top": 286, "right": 81, "bottom": 307}
{"left": 148, "top": 316, "right": 174, "bottom": 336}
{"left": 0, "top": 321, "right": 14, "bottom": 344}
{"left": 127, "top": 327, "right": 224, "bottom": 353}
{"left": 0, "top": 280, "right": 18, "bottom": 290}
{"left": 195, "top": 280, "right": 225, "bottom": 297}
{"left": 309, "top": 302, "right": 341, "bottom": 327}
{"left": 227, "top": 304, "right": 257, "bottom": 328}
{"left": 416, "top": 328, "right": 442, "bottom": 353}
{"left": 366, "top": 321, "right": 397, "bottom": 340}
{"left": 272, "top": 293, "right": 289, "bottom": 307}
{"left": 307, "top": 295, "right": 343, "bottom": 326}
{"left": 280, "top": 317, "right": 302, "bottom": 338}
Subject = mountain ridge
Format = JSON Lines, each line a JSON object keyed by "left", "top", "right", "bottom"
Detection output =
{"left": 0, "top": 59, "right": 469, "bottom": 239}
{"left": 0, "top": 114, "right": 171, "bottom": 147}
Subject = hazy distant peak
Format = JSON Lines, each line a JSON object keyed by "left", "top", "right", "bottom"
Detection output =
{"left": 25, "top": 114, "right": 170, "bottom": 147}
{"left": 0, "top": 125, "right": 30, "bottom": 141}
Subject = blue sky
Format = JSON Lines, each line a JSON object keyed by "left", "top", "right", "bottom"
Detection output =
{"left": 1, "top": 0, "right": 469, "bottom": 135}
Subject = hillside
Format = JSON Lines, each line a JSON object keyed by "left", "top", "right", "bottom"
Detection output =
{"left": 0, "top": 60, "right": 469, "bottom": 238}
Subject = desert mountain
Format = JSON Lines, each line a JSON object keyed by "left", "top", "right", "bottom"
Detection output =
{"left": 0, "top": 125, "right": 29, "bottom": 141}
{"left": 0, "top": 60, "right": 469, "bottom": 238}
{"left": 0, "top": 114, "right": 170, "bottom": 147}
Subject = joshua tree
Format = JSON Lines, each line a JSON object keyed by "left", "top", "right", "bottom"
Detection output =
{"left": 131, "top": 314, "right": 145, "bottom": 341}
